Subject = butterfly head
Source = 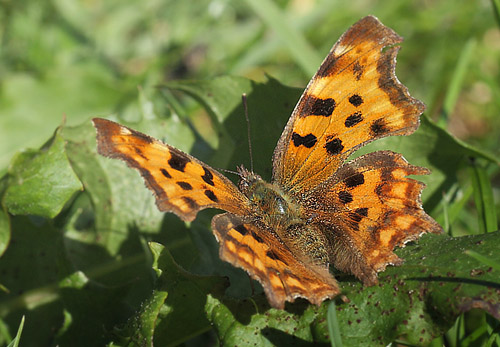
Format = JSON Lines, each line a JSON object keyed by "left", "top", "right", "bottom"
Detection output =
{"left": 237, "top": 165, "right": 263, "bottom": 196}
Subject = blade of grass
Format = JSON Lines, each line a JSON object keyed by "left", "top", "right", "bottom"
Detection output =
{"left": 243, "top": 0, "right": 321, "bottom": 76}
{"left": 440, "top": 191, "right": 451, "bottom": 234}
{"left": 6, "top": 316, "right": 24, "bottom": 347}
{"left": 468, "top": 159, "right": 497, "bottom": 233}
{"left": 445, "top": 313, "right": 465, "bottom": 347}
{"left": 436, "top": 183, "right": 473, "bottom": 236}
{"left": 491, "top": 0, "right": 500, "bottom": 27}
{"left": 460, "top": 323, "right": 488, "bottom": 347}
{"left": 485, "top": 316, "right": 500, "bottom": 347}
{"left": 438, "top": 39, "right": 476, "bottom": 128}
{"left": 327, "top": 301, "right": 343, "bottom": 347}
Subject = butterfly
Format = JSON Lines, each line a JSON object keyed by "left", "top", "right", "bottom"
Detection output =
{"left": 93, "top": 15, "right": 442, "bottom": 309}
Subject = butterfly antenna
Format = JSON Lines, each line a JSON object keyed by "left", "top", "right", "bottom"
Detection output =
{"left": 219, "top": 167, "right": 240, "bottom": 177}
{"left": 242, "top": 93, "right": 254, "bottom": 172}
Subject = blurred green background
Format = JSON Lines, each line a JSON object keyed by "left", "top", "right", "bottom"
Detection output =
{"left": 1, "top": 0, "right": 499, "bottom": 169}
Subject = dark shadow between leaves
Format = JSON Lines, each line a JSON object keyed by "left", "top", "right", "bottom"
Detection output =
{"left": 261, "top": 327, "right": 329, "bottom": 347}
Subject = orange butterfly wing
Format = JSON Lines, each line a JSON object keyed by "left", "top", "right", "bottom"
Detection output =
{"left": 93, "top": 118, "right": 250, "bottom": 222}
{"left": 93, "top": 118, "right": 339, "bottom": 308}
{"left": 305, "top": 151, "right": 442, "bottom": 285}
{"left": 269, "top": 16, "right": 441, "bottom": 285}
{"left": 272, "top": 16, "right": 424, "bottom": 194}
{"left": 212, "top": 213, "right": 339, "bottom": 309}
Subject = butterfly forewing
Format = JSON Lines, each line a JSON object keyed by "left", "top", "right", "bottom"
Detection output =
{"left": 272, "top": 16, "right": 424, "bottom": 195}
{"left": 93, "top": 118, "right": 250, "bottom": 222}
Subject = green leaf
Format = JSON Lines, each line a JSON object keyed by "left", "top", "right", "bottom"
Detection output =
{"left": 164, "top": 76, "right": 253, "bottom": 124}
{"left": 0, "top": 206, "right": 10, "bottom": 257}
{"left": 117, "top": 242, "right": 228, "bottom": 346}
{"left": 206, "top": 294, "right": 325, "bottom": 345}
{"left": 6, "top": 316, "right": 24, "bottom": 347}
{"left": 315, "top": 232, "right": 500, "bottom": 346}
{"left": 165, "top": 76, "right": 301, "bottom": 179}
{"left": 468, "top": 160, "right": 498, "bottom": 233}
{"left": 200, "top": 231, "right": 500, "bottom": 346}
{"left": 327, "top": 301, "right": 343, "bottom": 347}
{"left": 3, "top": 129, "right": 83, "bottom": 218}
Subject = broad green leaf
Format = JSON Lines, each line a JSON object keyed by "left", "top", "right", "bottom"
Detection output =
{"left": 0, "top": 212, "right": 153, "bottom": 346}
{"left": 164, "top": 76, "right": 252, "bottom": 124}
{"left": 165, "top": 76, "right": 301, "bottom": 179}
{"left": 117, "top": 242, "right": 228, "bottom": 346}
{"left": 3, "top": 130, "right": 83, "bottom": 218}
{"left": 205, "top": 294, "right": 324, "bottom": 346}
{"left": 205, "top": 232, "right": 500, "bottom": 346}
{"left": 0, "top": 217, "right": 75, "bottom": 345}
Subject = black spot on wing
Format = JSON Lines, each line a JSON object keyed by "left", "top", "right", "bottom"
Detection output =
{"left": 349, "top": 94, "right": 363, "bottom": 107}
{"left": 201, "top": 167, "right": 215, "bottom": 186}
{"left": 177, "top": 181, "right": 193, "bottom": 190}
{"left": 234, "top": 224, "right": 248, "bottom": 236}
{"left": 292, "top": 132, "right": 317, "bottom": 148}
{"left": 324, "top": 137, "right": 344, "bottom": 155}
{"left": 133, "top": 147, "right": 148, "bottom": 160}
{"left": 345, "top": 112, "right": 363, "bottom": 128}
{"left": 302, "top": 96, "right": 336, "bottom": 117}
{"left": 160, "top": 168, "right": 172, "bottom": 178}
{"left": 345, "top": 173, "right": 365, "bottom": 188}
{"left": 348, "top": 208, "right": 368, "bottom": 230}
{"left": 251, "top": 231, "right": 264, "bottom": 244}
{"left": 353, "top": 61, "right": 364, "bottom": 80}
{"left": 182, "top": 196, "right": 198, "bottom": 210}
{"left": 338, "top": 191, "right": 353, "bottom": 204}
{"left": 354, "top": 207, "right": 368, "bottom": 219}
{"left": 168, "top": 151, "right": 190, "bottom": 172}
{"left": 370, "top": 118, "right": 389, "bottom": 136}
{"left": 266, "top": 250, "right": 279, "bottom": 261}
{"left": 205, "top": 189, "right": 218, "bottom": 203}
{"left": 132, "top": 129, "right": 154, "bottom": 144}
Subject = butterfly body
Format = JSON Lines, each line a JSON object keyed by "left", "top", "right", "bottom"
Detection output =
{"left": 238, "top": 166, "right": 332, "bottom": 267}
{"left": 93, "top": 15, "right": 442, "bottom": 309}
{"left": 238, "top": 166, "right": 302, "bottom": 230}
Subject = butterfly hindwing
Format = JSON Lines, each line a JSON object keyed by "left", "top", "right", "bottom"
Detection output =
{"left": 304, "top": 151, "right": 442, "bottom": 282}
{"left": 272, "top": 16, "right": 425, "bottom": 195}
{"left": 212, "top": 213, "right": 340, "bottom": 309}
{"left": 93, "top": 118, "right": 250, "bottom": 222}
